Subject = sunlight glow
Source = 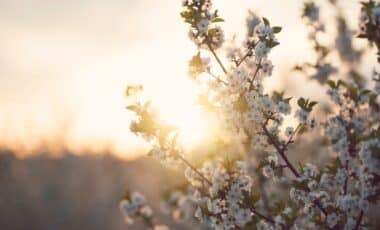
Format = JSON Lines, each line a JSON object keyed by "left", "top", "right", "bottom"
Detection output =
{"left": 153, "top": 80, "right": 214, "bottom": 149}
{"left": 0, "top": 0, "right": 364, "bottom": 159}
{"left": 159, "top": 100, "right": 211, "bottom": 148}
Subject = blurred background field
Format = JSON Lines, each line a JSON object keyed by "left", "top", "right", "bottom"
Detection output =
{"left": 0, "top": 149, "right": 187, "bottom": 229}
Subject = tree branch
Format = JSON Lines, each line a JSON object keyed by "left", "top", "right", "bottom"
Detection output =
{"left": 262, "top": 123, "right": 300, "bottom": 177}
{"left": 177, "top": 154, "right": 212, "bottom": 186}
{"left": 354, "top": 211, "right": 363, "bottom": 230}
{"left": 282, "top": 124, "right": 302, "bottom": 151}
{"left": 236, "top": 50, "right": 252, "bottom": 67}
{"left": 248, "top": 59, "right": 262, "bottom": 90}
{"left": 250, "top": 208, "right": 276, "bottom": 225}
{"left": 205, "top": 38, "right": 228, "bottom": 74}
{"left": 208, "top": 70, "right": 228, "bottom": 85}
{"left": 262, "top": 119, "right": 328, "bottom": 216}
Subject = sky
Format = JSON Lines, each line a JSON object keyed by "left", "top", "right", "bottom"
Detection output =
{"left": 0, "top": 0, "right": 366, "bottom": 159}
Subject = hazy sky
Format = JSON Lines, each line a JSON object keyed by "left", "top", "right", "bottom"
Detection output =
{"left": 0, "top": 0, "right": 364, "bottom": 159}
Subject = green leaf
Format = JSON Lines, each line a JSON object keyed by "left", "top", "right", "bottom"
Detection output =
{"left": 262, "top": 17, "right": 270, "bottom": 26}
{"left": 291, "top": 179, "right": 308, "bottom": 191}
{"left": 251, "top": 191, "right": 261, "bottom": 204}
{"left": 122, "top": 191, "right": 131, "bottom": 200}
{"left": 147, "top": 149, "right": 155, "bottom": 156}
{"left": 297, "top": 97, "right": 306, "bottom": 108}
{"left": 337, "top": 80, "right": 346, "bottom": 88}
{"left": 143, "top": 101, "right": 151, "bottom": 109}
{"left": 348, "top": 87, "right": 359, "bottom": 101}
{"left": 272, "top": 91, "right": 284, "bottom": 102}
{"left": 180, "top": 11, "right": 193, "bottom": 24}
{"left": 361, "top": 89, "right": 371, "bottom": 95}
{"left": 284, "top": 97, "right": 292, "bottom": 103}
{"left": 273, "top": 201, "right": 286, "bottom": 215}
{"left": 309, "top": 101, "right": 318, "bottom": 109}
{"left": 272, "top": 26, "right": 282, "bottom": 33}
{"left": 327, "top": 80, "right": 336, "bottom": 88}
{"left": 125, "top": 85, "right": 143, "bottom": 97}
{"left": 266, "top": 40, "right": 280, "bottom": 48}
{"left": 197, "top": 94, "right": 216, "bottom": 112}
{"left": 298, "top": 162, "right": 305, "bottom": 171}
{"left": 212, "top": 17, "right": 224, "bottom": 23}
{"left": 293, "top": 65, "right": 304, "bottom": 71}
{"left": 298, "top": 125, "right": 308, "bottom": 134}
{"left": 188, "top": 52, "right": 205, "bottom": 78}
{"left": 234, "top": 94, "right": 249, "bottom": 112}
{"left": 126, "top": 104, "right": 140, "bottom": 112}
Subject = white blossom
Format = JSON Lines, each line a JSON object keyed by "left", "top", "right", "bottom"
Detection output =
{"left": 295, "top": 109, "right": 309, "bottom": 124}
{"left": 327, "top": 212, "right": 340, "bottom": 228}
{"left": 255, "top": 41, "right": 269, "bottom": 59}
{"left": 262, "top": 165, "right": 274, "bottom": 178}
{"left": 285, "top": 127, "right": 294, "bottom": 137}
{"left": 197, "top": 19, "right": 209, "bottom": 33}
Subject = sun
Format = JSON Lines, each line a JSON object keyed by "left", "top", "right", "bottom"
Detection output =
{"left": 162, "top": 103, "right": 210, "bottom": 147}
{"left": 153, "top": 82, "right": 214, "bottom": 149}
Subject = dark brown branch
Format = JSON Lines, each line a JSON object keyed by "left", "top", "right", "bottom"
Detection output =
{"left": 354, "top": 211, "right": 363, "bottom": 230}
{"left": 282, "top": 124, "right": 302, "bottom": 151}
{"left": 251, "top": 59, "right": 262, "bottom": 81}
{"left": 248, "top": 59, "right": 262, "bottom": 90}
{"left": 250, "top": 208, "right": 276, "bottom": 225}
{"left": 273, "top": 164, "right": 289, "bottom": 170}
{"left": 262, "top": 123, "right": 300, "bottom": 177}
{"left": 343, "top": 160, "right": 349, "bottom": 195}
{"left": 262, "top": 119, "right": 328, "bottom": 216}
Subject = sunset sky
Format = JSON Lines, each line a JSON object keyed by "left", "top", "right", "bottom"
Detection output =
{"left": 0, "top": 0, "right": 369, "bottom": 159}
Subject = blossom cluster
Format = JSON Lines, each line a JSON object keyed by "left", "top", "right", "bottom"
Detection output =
{"left": 121, "top": 0, "right": 380, "bottom": 229}
{"left": 120, "top": 192, "right": 170, "bottom": 229}
{"left": 358, "top": 0, "right": 380, "bottom": 62}
{"left": 295, "top": 1, "right": 339, "bottom": 84}
{"left": 186, "top": 161, "right": 255, "bottom": 228}
{"left": 119, "top": 192, "right": 153, "bottom": 224}
{"left": 322, "top": 79, "right": 380, "bottom": 228}
{"left": 181, "top": 0, "right": 224, "bottom": 50}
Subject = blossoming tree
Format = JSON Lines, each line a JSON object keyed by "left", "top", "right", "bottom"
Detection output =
{"left": 120, "top": 0, "right": 380, "bottom": 229}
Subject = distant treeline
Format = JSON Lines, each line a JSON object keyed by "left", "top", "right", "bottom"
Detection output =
{"left": 0, "top": 150, "right": 183, "bottom": 230}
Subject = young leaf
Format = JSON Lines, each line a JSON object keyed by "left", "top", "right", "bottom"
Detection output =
{"left": 327, "top": 80, "right": 336, "bottom": 88}
{"left": 262, "top": 17, "right": 270, "bottom": 26}
{"left": 212, "top": 17, "right": 225, "bottom": 23}
{"left": 126, "top": 85, "right": 143, "bottom": 97}
{"left": 126, "top": 104, "right": 140, "bottom": 112}
{"left": 309, "top": 101, "right": 318, "bottom": 109}
{"left": 297, "top": 98, "right": 306, "bottom": 108}
{"left": 272, "top": 26, "right": 282, "bottom": 33}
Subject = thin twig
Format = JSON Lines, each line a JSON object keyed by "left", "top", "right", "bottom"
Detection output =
{"left": 208, "top": 71, "right": 228, "bottom": 85}
{"left": 354, "top": 211, "right": 364, "bottom": 230}
{"left": 248, "top": 59, "right": 262, "bottom": 90}
{"left": 262, "top": 123, "right": 300, "bottom": 177}
{"left": 205, "top": 38, "right": 227, "bottom": 74}
{"left": 338, "top": 117, "right": 355, "bottom": 196}
{"left": 236, "top": 41, "right": 256, "bottom": 67}
{"left": 177, "top": 154, "right": 212, "bottom": 186}
{"left": 343, "top": 160, "right": 349, "bottom": 195}
{"left": 250, "top": 208, "right": 276, "bottom": 225}
{"left": 262, "top": 119, "right": 328, "bottom": 216}
{"left": 236, "top": 51, "right": 251, "bottom": 67}
{"left": 282, "top": 124, "right": 302, "bottom": 151}
{"left": 273, "top": 164, "right": 289, "bottom": 170}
